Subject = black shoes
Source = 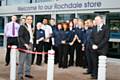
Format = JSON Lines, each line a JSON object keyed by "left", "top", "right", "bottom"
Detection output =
{"left": 5, "top": 63, "right": 18, "bottom": 66}
{"left": 36, "top": 63, "right": 42, "bottom": 66}
{"left": 5, "top": 63, "right": 9, "bottom": 66}
{"left": 68, "top": 64, "right": 74, "bottom": 67}
{"left": 83, "top": 72, "right": 91, "bottom": 75}
{"left": 25, "top": 75, "right": 34, "bottom": 78}
{"left": 91, "top": 74, "right": 97, "bottom": 79}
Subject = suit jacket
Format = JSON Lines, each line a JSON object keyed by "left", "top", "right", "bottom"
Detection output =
{"left": 84, "top": 28, "right": 93, "bottom": 46}
{"left": 18, "top": 24, "right": 31, "bottom": 50}
{"left": 90, "top": 24, "right": 110, "bottom": 55}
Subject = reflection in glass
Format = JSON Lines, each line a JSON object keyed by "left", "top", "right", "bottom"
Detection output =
{"left": 0, "top": 17, "right": 4, "bottom": 33}
{"left": 56, "top": 14, "right": 75, "bottom": 23}
{"left": 0, "top": 35, "right": 3, "bottom": 46}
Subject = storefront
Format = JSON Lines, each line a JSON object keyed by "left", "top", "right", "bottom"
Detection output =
{"left": 0, "top": 0, "right": 120, "bottom": 57}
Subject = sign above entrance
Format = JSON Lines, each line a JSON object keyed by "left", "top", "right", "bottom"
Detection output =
{"left": 17, "top": 1, "right": 102, "bottom": 12}
{"left": 0, "top": 0, "right": 120, "bottom": 14}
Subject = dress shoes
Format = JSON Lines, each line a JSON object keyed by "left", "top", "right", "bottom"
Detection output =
{"left": 25, "top": 75, "right": 33, "bottom": 78}
{"left": 36, "top": 63, "right": 42, "bottom": 66}
{"left": 5, "top": 63, "right": 9, "bottom": 66}
{"left": 68, "top": 64, "right": 74, "bottom": 67}
{"left": 83, "top": 72, "right": 91, "bottom": 75}
{"left": 91, "top": 74, "right": 97, "bottom": 79}
{"left": 16, "top": 63, "right": 19, "bottom": 66}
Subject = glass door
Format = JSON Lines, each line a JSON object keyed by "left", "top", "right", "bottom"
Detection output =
{"left": 0, "top": 16, "right": 4, "bottom": 46}
{"left": 106, "top": 13, "right": 120, "bottom": 58}
{"left": 56, "top": 14, "right": 75, "bottom": 23}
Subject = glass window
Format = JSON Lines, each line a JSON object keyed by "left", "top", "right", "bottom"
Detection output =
{"left": 0, "top": 35, "right": 3, "bottom": 46}
{"left": 0, "top": 17, "right": 4, "bottom": 47}
{"left": 7, "top": 0, "right": 30, "bottom": 5}
{"left": 106, "top": 13, "right": 120, "bottom": 39}
{"left": 0, "top": 1, "right": 1, "bottom": 6}
{"left": 7, "top": 15, "right": 22, "bottom": 23}
{"left": 35, "top": 15, "right": 51, "bottom": 24}
{"left": 106, "top": 13, "right": 120, "bottom": 33}
{"left": 0, "top": 17, "right": 4, "bottom": 33}
{"left": 77, "top": 13, "right": 96, "bottom": 20}
{"left": 106, "top": 13, "right": 120, "bottom": 58}
{"left": 56, "top": 14, "right": 75, "bottom": 23}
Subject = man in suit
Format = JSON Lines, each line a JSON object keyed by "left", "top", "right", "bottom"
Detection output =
{"left": 90, "top": 15, "right": 110, "bottom": 79}
{"left": 83, "top": 19, "right": 94, "bottom": 75}
{"left": 18, "top": 15, "right": 33, "bottom": 80}
{"left": 4, "top": 15, "right": 20, "bottom": 66}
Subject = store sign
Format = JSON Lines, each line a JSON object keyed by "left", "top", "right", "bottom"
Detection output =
{"left": 17, "top": 1, "right": 102, "bottom": 12}
{"left": 0, "top": 0, "right": 120, "bottom": 14}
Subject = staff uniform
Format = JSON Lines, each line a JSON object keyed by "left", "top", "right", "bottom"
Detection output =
{"left": 52, "top": 27, "right": 62, "bottom": 64}
{"left": 67, "top": 28, "right": 75, "bottom": 66}
{"left": 59, "top": 30, "right": 69, "bottom": 68}
{"left": 73, "top": 27, "right": 83, "bottom": 67}
{"left": 36, "top": 28, "right": 45, "bottom": 65}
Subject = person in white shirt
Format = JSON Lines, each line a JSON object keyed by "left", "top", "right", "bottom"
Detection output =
{"left": 42, "top": 18, "right": 53, "bottom": 63}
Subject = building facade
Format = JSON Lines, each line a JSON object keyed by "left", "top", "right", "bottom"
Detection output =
{"left": 0, "top": 0, "right": 120, "bottom": 57}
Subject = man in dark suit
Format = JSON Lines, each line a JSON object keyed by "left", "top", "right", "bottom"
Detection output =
{"left": 18, "top": 15, "right": 33, "bottom": 80}
{"left": 90, "top": 15, "right": 110, "bottom": 79}
{"left": 83, "top": 19, "right": 94, "bottom": 74}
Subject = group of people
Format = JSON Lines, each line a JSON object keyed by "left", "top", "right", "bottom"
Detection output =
{"left": 4, "top": 15, "right": 110, "bottom": 80}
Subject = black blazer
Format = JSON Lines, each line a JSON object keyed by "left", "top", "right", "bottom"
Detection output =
{"left": 18, "top": 24, "right": 30, "bottom": 49}
{"left": 90, "top": 24, "right": 110, "bottom": 55}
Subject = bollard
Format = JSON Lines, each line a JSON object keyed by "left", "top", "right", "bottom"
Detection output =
{"left": 97, "top": 56, "right": 107, "bottom": 80}
{"left": 47, "top": 49, "right": 55, "bottom": 80}
{"left": 10, "top": 45, "right": 17, "bottom": 80}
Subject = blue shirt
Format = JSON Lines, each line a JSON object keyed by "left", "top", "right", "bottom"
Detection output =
{"left": 36, "top": 29, "right": 45, "bottom": 40}
{"left": 53, "top": 29, "right": 63, "bottom": 47}
{"left": 68, "top": 29, "right": 75, "bottom": 42}
{"left": 84, "top": 28, "right": 93, "bottom": 45}
{"left": 61, "top": 30, "right": 70, "bottom": 44}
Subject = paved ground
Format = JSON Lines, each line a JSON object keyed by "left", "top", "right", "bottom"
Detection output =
{"left": 0, "top": 47, "right": 120, "bottom": 80}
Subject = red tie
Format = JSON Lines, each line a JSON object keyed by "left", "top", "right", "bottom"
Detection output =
{"left": 12, "top": 23, "right": 15, "bottom": 36}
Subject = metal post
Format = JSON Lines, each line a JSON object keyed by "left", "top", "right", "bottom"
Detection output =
{"left": 97, "top": 56, "right": 107, "bottom": 80}
{"left": 47, "top": 49, "right": 55, "bottom": 80}
{"left": 10, "top": 45, "right": 17, "bottom": 80}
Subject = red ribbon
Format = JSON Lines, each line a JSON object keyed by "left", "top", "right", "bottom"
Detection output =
{"left": 8, "top": 45, "right": 54, "bottom": 55}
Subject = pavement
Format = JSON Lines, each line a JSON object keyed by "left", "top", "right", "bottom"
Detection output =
{"left": 0, "top": 47, "right": 120, "bottom": 80}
